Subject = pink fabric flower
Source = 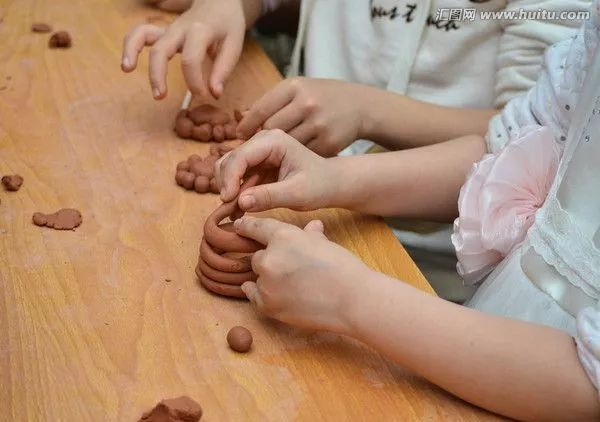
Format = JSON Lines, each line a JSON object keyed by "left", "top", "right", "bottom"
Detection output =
{"left": 452, "top": 125, "right": 563, "bottom": 284}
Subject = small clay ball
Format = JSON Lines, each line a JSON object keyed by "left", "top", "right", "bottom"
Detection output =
{"left": 224, "top": 122, "right": 237, "bottom": 140}
{"left": 31, "top": 22, "right": 52, "bottom": 33}
{"left": 176, "top": 160, "right": 190, "bottom": 172}
{"left": 2, "top": 174, "right": 23, "bottom": 191}
{"left": 227, "top": 326, "right": 253, "bottom": 353}
{"left": 209, "top": 177, "right": 219, "bottom": 194}
{"left": 212, "top": 125, "right": 225, "bottom": 143}
{"left": 175, "top": 116, "right": 194, "bottom": 139}
{"left": 192, "top": 123, "right": 212, "bottom": 142}
{"left": 189, "top": 160, "right": 213, "bottom": 178}
{"left": 188, "top": 154, "right": 203, "bottom": 163}
{"left": 204, "top": 154, "right": 219, "bottom": 166}
{"left": 32, "top": 212, "right": 48, "bottom": 226}
{"left": 175, "top": 170, "right": 195, "bottom": 189}
{"left": 48, "top": 31, "right": 71, "bottom": 48}
{"left": 193, "top": 176, "right": 210, "bottom": 193}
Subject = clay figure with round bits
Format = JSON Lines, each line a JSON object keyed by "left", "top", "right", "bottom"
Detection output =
{"left": 2, "top": 174, "right": 23, "bottom": 191}
{"left": 175, "top": 153, "right": 221, "bottom": 194}
{"left": 227, "top": 326, "right": 253, "bottom": 353}
{"left": 139, "top": 396, "right": 202, "bottom": 422}
{"left": 32, "top": 208, "right": 82, "bottom": 230}
{"left": 174, "top": 104, "right": 241, "bottom": 143}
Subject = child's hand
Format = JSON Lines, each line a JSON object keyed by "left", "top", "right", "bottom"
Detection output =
{"left": 214, "top": 129, "right": 338, "bottom": 212}
{"left": 122, "top": 0, "right": 246, "bottom": 99}
{"left": 235, "top": 217, "right": 371, "bottom": 332}
{"left": 236, "top": 78, "right": 369, "bottom": 156}
{"left": 145, "top": 0, "right": 193, "bottom": 12}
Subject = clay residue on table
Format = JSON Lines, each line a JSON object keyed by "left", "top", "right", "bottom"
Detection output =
{"left": 32, "top": 208, "right": 82, "bottom": 230}
{"left": 2, "top": 174, "right": 23, "bottom": 191}
{"left": 139, "top": 396, "right": 203, "bottom": 422}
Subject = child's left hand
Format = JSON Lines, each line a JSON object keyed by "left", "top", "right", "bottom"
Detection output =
{"left": 236, "top": 77, "right": 370, "bottom": 157}
{"left": 235, "top": 216, "right": 371, "bottom": 333}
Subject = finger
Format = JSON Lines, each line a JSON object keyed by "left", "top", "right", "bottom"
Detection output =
{"left": 181, "top": 26, "right": 212, "bottom": 97}
{"left": 236, "top": 82, "right": 295, "bottom": 139}
{"left": 122, "top": 24, "right": 165, "bottom": 72}
{"left": 217, "top": 131, "right": 286, "bottom": 201}
{"left": 237, "top": 179, "right": 297, "bottom": 212}
{"left": 241, "top": 281, "right": 265, "bottom": 311}
{"left": 304, "top": 219, "right": 324, "bottom": 234}
{"left": 148, "top": 28, "right": 184, "bottom": 99}
{"left": 233, "top": 216, "right": 295, "bottom": 246}
{"left": 250, "top": 249, "right": 266, "bottom": 274}
{"left": 210, "top": 32, "right": 244, "bottom": 98}
{"left": 263, "top": 101, "right": 306, "bottom": 133}
{"left": 288, "top": 123, "right": 318, "bottom": 145}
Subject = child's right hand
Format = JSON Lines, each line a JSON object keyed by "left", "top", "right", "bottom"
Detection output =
{"left": 121, "top": 0, "right": 247, "bottom": 99}
{"left": 214, "top": 129, "right": 338, "bottom": 213}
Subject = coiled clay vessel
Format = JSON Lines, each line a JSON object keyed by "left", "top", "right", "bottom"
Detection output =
{"left": 196, "top": 174, "right": 263, "bottom": 298}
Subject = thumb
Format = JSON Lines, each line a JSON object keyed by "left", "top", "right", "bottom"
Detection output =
{"left": 241, "top": 281, "right": 265, "bottom": 311}
{"left": 238, "top": 180, "right": 296, "bottom": 212}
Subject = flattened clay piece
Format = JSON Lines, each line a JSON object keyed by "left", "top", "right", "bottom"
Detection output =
{"left": 191, "top": 123, "right": 212, "bottom": 142}
{"left": 48, "top": 31, "right": 71, "bottom": 48}
{"left": 2, "top": 174, "right": 23, "bottom": 191}
{"left": 227, "top": 326, "right": 253, "bottom": 353}
{"left": 31, "top": 22, "right": 52, "bottom": 33}
{"left": 188, "top": 104, "right": 230, "bottom": 125}
{"left": 175, "top": 115, "right": 194, "bottom": 139}
{"left": 212, "top": 124, "right": 225, "bottom": 143}
{"left": 32, "top": 208, "right": 82, "bottom": 230}
{"left": 139, "top": 396, "right": 202, "bottom": 422}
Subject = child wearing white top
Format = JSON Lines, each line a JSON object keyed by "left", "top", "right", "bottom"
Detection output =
{"left": 207, "top": 3, "right": 600, "bottom": 419}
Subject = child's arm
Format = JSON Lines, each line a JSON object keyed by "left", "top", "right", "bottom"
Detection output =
{"left": 233, "top": 216, "right": 600, "bottom": 421}
{"left": 236, "top": 78, "right": 497, "bottom": 156}
{"left": 216, "top": 130, "right": 486, "bottom": 222}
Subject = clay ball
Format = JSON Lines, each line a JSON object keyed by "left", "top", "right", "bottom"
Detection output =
{"left": 227, "top": 326, "right": 253, "bottom": 353}
{"left": 209, "top": 177, "right": 219, "bottom": 194}
{"left": 212, "top": 125, "right": 225, "bottom": 143}
{"left": 175, "top": 171, "right": 196, "bottom": 190}
{"left": 176, "top": 160, "right": 190, "bottom": 171}
{"left": 2, "top": 174, "right": 23, "bottom": 191}
{"left": 193, "top": 176, "right": 210, "bottom": 193}
{"left": 192, "top": 123, "right": 212, "bottom": 142}
{"left": 175, "top": 116, "right": 194, "bottom": 139}
{"left": 190, "top": 160, "right": 213, "bottom": 178}
{"left": 48, "top": 31, "right": 72, "bottom": 48}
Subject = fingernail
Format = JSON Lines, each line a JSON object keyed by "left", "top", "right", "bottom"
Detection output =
{"left": 122, "top": 56, "right": 130, "bottom": 69}
{"left": 152, "top": 87, "right": 160, "bottom": 98}
{"left": 234, "top": 218, "right": 243, "bottom": 229}
{"left": 239, "top": 194, "right": 255, "bottom": 210}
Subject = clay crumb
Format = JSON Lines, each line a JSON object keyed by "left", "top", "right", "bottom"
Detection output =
{"left": 48, "top": 31, "right": 71, "bottom": 48}
{"left": 31, "top": 22, "right": 52, "bottom": 33}
{"left": 227, "top": 326, "right": 253, "bottom": 353}
{"left": 139, "top": 396, "right": 202, "bottom": 422}
{"left": 2, "top": 174, "right": 23, "bottom": 191}
{"left": 165, "top": 279, "right": 172, "bottom": 283}
{"left": 32, "top": 208, "right": 82, "bottom": 230}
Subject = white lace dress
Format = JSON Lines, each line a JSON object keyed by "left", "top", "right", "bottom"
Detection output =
{"left": 463, "top": 3, "right": 600, "bottom": 391}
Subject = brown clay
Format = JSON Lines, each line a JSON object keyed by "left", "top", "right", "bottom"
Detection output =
{"left": 189, "top": 160, "right": 213, "bottom": 178}
{"left": 223, "top": 122, "right": 237, "bottom": 140}
{"left": 209, "top": 177, "right": 219, "bottom": 194}
{"left": 234, "top": 109, "right": 244, "bottom": 123}
{"left": 175, "top": 114, "right": 194, "bottom": 139}
{"left": 176, "top": 160, "right": 190, "bottom": 172}
{"left": 31, "top": 22, "right": 52, "bottom": 33}
{"left": 32, "top": 208, "right": 82, "bottom": 230}
{"left": 188, "top": 104, "right": 230, "bottom": 125}
{"left": 227, "top": 326, "right": 253, "bottom": 353}
{"left": 139, "top": 396, "right": 202, "bottom": 422}
{"left": 196, "top": 175, "right": 264, "bottom": 298}
{"left": 191, "top": 123, "right": 212, "bottom": 142}
{"left": 193, "top": 176, "right": 210, "bottom": 193}
{"left": 210, "top": 140, "right": 244, "bottom": 157}
{"left": 2, "top": 174, "right": 23, "bottom": 191}
{"left": 212, "top": 124, "right": 225, "bottom": 143}
{"left": 175, "top": 154, "right": 222, "bottom": 193}
{"left": 48, "top": 31, "right": 71, "bottom": 48}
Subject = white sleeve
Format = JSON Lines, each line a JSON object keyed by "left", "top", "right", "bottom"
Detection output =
{"left": 494, "top": 0, "right": 591, "bottom": 108}
{"left": 576, "top": 304, "right": 600, "bottom": 390}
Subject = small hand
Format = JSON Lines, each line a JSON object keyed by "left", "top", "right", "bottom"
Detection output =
{"left": 121, "top": 0, "right": 246, "bottom": 99}
{"left": 235, "top": 216, "right": 371, "bottom": 332}
{"left": 236, "top": 77, "right": 368, "bottom": 156}
{"left": 214, "top": 129, "right": 337, "bottom": 212}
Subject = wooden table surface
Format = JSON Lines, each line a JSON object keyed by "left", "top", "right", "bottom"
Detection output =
{"left": 0, "top": 1, "right": 503, "bottom": 420}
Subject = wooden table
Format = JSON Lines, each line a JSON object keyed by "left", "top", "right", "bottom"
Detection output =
{"left": 0, "top": 1, "right": 502, "bottom": 420}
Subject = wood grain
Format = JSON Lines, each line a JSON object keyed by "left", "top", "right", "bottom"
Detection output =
{"left": 0, "top": 0, "right": 503, "bottom": 420}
